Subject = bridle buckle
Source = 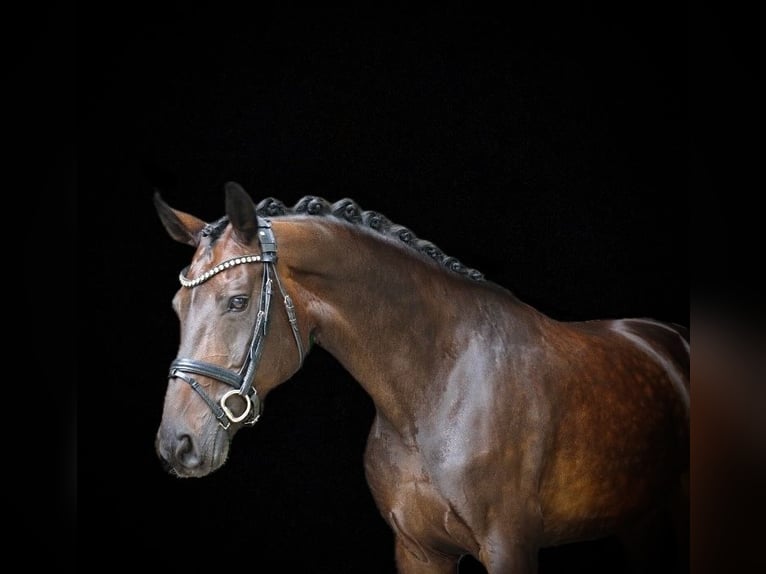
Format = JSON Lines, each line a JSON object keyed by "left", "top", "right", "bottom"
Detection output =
{"left": 220, "top": 389, "right": 253, "bottom": 423}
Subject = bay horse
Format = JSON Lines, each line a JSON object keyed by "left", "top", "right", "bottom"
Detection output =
{"left": 154, "top": 181, "right": 689, "bottom": 573}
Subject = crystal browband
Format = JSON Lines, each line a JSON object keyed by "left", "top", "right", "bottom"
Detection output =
{"left": 179, "top": 254, "right": 263, "bottom": 288}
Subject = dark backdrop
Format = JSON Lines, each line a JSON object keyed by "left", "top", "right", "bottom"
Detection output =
{"left": 77, "top": 4, "right": 687, "bottom": 572}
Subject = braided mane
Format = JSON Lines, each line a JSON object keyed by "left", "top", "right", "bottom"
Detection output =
{"left": 254, "top": 196, "right": 485, "bottom": 282}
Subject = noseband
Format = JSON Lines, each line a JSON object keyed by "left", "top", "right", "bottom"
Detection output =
{"left": 168, "top": 217, "right": 304, "bottom": 430}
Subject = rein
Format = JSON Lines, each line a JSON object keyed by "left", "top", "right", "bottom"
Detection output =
{"left": 167, "top": 217, "right": 304, "bottom": 430}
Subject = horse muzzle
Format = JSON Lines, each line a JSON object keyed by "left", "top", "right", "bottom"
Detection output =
{"left": 155, "top": 426, "right": 228, "bottom": 478}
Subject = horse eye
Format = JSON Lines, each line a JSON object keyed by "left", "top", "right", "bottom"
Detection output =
{"left": 227, "top": 296, "right": 249, "bottom": 312}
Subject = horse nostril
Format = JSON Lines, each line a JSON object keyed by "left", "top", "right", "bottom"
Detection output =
{"left": 174, "top": 434, "right": 201, "bottom": 468}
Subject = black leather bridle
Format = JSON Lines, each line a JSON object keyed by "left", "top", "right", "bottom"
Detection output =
{"left": 167, "top": 217, "right": 304, "bottom": 430}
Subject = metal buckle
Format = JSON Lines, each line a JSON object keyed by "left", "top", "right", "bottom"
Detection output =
{"left": 220, "top": 389, "right": 252, "bottom": 423}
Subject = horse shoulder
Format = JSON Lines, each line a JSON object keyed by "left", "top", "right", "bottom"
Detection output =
{"left": 363, "top": 414, "right": 482, "bottom": 559}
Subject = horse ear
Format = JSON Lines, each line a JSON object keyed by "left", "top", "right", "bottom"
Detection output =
{"left": 153, "top": 192, "right": 207, "bottom": 247}
{"left": 224, "top": 181, "right": 259, "bottom": 245}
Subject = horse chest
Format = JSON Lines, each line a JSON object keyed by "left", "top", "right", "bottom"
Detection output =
{"left": 363, "top": 418, "right": 499, "bottom": 556}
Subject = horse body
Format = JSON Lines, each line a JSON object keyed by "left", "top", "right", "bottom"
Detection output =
{"left": 154, "top": 183, "right": 689, "bottom": 573}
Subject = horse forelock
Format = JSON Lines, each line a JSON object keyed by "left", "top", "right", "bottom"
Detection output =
{"left": 201, "top": 216, "right": 230, "bottom": 244}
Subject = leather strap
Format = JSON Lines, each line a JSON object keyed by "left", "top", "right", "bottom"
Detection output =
{"left": 170, "top": 358, "right": 245, "bottom": 390}
{"left": 170, "top": 369, "right": 231, "bottom": 427}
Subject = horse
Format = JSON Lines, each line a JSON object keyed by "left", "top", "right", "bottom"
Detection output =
{"left": 153, "top": 181, "right": 689, "bottom": 573}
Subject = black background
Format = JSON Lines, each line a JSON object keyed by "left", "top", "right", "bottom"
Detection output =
{"left": 74, "top": 3, "right": 689, "bottom": 572}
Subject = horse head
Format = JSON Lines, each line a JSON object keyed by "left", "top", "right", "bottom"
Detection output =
{"left": 154, "top": 182, "right": 306, "bottom": 477}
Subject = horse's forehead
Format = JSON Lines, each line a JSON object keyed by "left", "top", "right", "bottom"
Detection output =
{"left": 188, "top": 225, "right": 239, "bottom": 272}
{"left": 178, "top": 225, "right": 259, "bottom": 304}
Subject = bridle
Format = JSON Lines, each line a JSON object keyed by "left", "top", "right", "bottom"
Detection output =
{"left": 167, "top": 217, "right": 305, "bottom": 430}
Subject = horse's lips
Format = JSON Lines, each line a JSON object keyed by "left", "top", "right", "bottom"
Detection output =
{"left": 171, "top": 464, "right": 214, "bottom": 479}
{"left": 178, "top": 428, "right": 230, "bottom": 477}
{"left": 208, "top": 427, "right": 230, "bottom": 473}
{"left": 168, "top": 444, "right": 229, "bottom": 478}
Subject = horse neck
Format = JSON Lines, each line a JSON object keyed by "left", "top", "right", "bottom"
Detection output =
{"left": 275, "top": 217, "right": 532, "bottom": 433}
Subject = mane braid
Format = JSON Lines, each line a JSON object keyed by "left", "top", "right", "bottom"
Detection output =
{"left": 254, "top": 196, "right": 485, "bottom": 282}
{"left": 201, "top": 216, "right": 230, "bottom": 242}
